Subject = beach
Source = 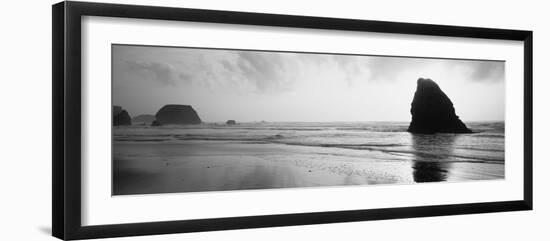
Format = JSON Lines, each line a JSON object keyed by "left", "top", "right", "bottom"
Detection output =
{"left": 113, "top": 122, "right": 504, "bottom": 195}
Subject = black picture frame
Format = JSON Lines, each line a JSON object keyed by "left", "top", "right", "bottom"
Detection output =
{"left": 52, "top": 1, "right": 533, "bottom": 240}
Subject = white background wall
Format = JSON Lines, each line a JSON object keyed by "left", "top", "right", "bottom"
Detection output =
{"left": 0, "top": 0, "right": 548, "bottom": 240}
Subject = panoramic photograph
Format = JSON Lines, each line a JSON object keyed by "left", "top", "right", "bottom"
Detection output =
{"left": 111, "top": 44, "right": 505, "bottom": 195}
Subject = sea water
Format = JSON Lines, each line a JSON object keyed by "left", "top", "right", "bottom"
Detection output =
{"left": 112, "top": 122, "right": 504, "bottom": 195}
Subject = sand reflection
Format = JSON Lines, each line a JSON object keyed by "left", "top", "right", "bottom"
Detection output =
{"left": 411, "top": 134, "right": 457, "bottom": 182}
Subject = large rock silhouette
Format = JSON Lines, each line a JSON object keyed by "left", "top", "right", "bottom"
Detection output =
{"left": 113, "top": 106, "right": 131, "bottom": 126}
{"left": 155, "top": 104, "right": 201, "bottom": 125}
{"left": 407, "top": 78, "right": 472, "bottom": 134}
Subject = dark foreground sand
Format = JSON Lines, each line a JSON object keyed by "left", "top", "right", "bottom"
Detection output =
{"left": 112, "top": 141, "right": 504, "bottom": 195}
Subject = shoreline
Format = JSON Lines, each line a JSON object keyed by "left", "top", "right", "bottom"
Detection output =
{"left": 113, "top": 140, "right": 504, "bottom": 195}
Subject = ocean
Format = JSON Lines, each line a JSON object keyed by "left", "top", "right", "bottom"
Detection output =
{"left": 112, "top": 122, "right": 504, "bottom": 195}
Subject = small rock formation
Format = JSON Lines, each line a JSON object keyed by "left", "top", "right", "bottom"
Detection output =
{"left": 151, "top": 120, "right": 161, "bottom": 126}
{"left": 407, "top": 78, "right": 472, "bottom": 134}
{"left": 113, "top": 106, "right": 131, "bottom": 126}
{"left": 155, "top": 104, "right": 201, "bottom": 125}
{"left": 226, "top": 120, "right": 237, "bottom": 125}
{"left": 132, "top": 114, "right": 155, "bottom": 125}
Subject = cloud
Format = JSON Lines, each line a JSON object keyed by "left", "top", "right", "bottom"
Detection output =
{"left": 113, "top": 46, "right": 504, "bottom": 122}
{"left": 358, "top": 56, "right": 504, "bottom": 83}
{"left": 232, "top": 51, "right": 297, "bottom": 93}
{"left": 119, "top": 50, "right": 301, "bottom": 93}
{"left": 124, "top": 60, "right": 179, "bottom": 86}
{"left": 117, "top": 46, "right": 504, "bottom": 95}
{"left": 365, "top": 57, "right": 428, "bottom": 82}
{"left": 462, "top": 61, "right": 504, "bottom": 82}
{"left": 328, "top": 55, "right": 369, "bottom": 84}
{"left": 220, "top": 59, "right": 236, "bottom": 72}
{"left": 177, "top": 72, "right": 194, "bottom": 84}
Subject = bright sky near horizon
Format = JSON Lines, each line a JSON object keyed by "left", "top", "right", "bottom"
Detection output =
{"left": 112, "top": 44, "right": 505, "bottom": 122}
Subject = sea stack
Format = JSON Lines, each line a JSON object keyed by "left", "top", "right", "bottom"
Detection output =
{"left": 155, "top": 104, "right": 201, "bottom": 125}
{"left": 113, "top": 106, "right": 132, "bottom": 126}
{"left": 407, "top": 78, "right": 472, "bottom": 134}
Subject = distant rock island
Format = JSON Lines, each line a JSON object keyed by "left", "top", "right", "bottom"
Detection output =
{"left": 151, "top": 120, "right": 161, "bottom": 126}
{"left": 113, "top": 106, "right": 131, "bottom": 126}
{"left": 226, "top": 120, "right": 237, "bottom": 125}
{"left": 154, "top": 104, "right": 201, "bottom": 125}
{"left": 132, "top": 114, "right": 155, "bottom": 125}
{"left": 407, "top": 78, "right": 472, "bottom": 134}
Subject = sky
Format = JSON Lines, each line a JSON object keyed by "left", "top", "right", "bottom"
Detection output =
{"left": 112, "top": 44, "right": 505, "bottom": 122}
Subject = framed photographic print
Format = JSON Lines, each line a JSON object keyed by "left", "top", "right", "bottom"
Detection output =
{"left": 52, "top": 1, "right": 533, "bottom": 240}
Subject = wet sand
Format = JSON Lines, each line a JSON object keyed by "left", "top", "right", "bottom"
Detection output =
{"left": 113, "top": 141, "right": 504, "bottom": 195}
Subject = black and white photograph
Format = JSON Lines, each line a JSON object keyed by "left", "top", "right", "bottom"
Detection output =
{"left": 112, "top": 44, "right": 505, "bottom": 195}
{"left": 0, "top": 0, "right": 543, "bottom": 240}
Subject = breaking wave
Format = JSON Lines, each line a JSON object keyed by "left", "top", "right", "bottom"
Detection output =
{"left": 114, "top": 121, "right": 504, "bottom": 164}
